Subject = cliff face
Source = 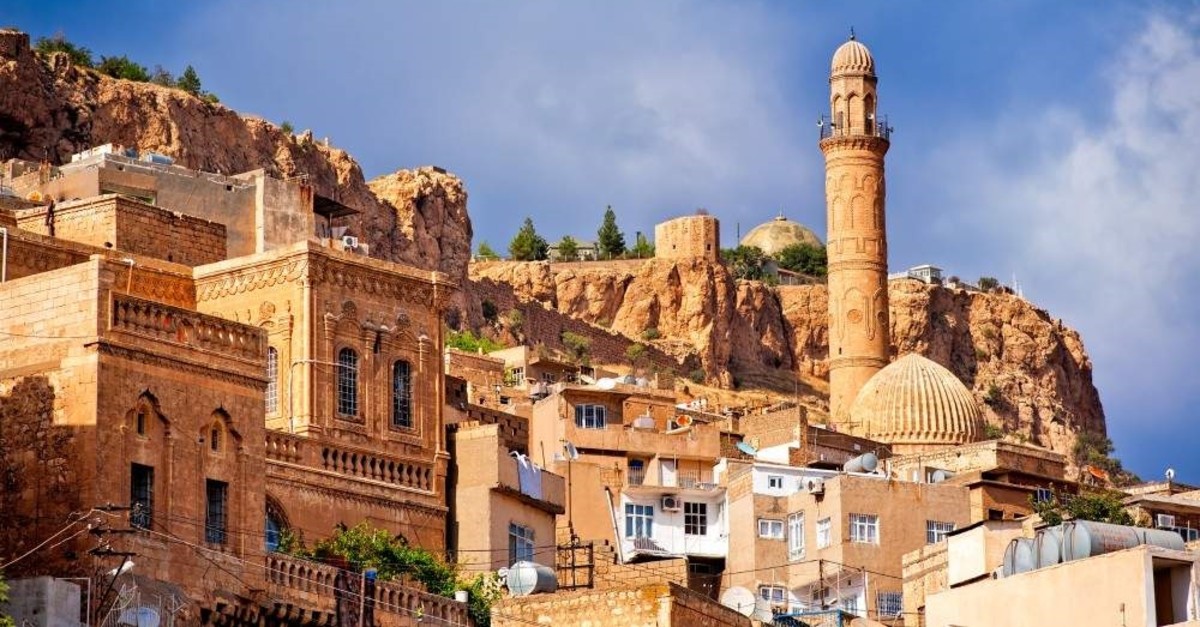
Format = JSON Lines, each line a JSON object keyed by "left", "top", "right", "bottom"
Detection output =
{"left": 471, "top": 260, "right": 1106, "bottom": 456}
{"left": 0, "top": 37, "right": 471, "bottom": 282}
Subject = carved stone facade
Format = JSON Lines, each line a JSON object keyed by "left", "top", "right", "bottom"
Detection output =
{"left": 821, "top": 37, "right": 892, "bottom": 425}
{"left": 654, "top": 213, "right": 720, "bottom": 261}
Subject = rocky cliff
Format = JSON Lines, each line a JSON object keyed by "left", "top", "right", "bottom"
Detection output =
{"left": 470, "top": 260, "right": 1106, "bottom": 457}
{"left": 0, "top": 31, "right": 472, "bottom": 283}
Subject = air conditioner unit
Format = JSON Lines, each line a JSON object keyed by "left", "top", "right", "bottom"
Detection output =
{"left": 661, "top": 495, "right": 681, "bottom": 511}
{"left": 341, "top": 235, "right": 359, "bottom": 249}
{"left": 1157, "top": 514, "right": 1177, "bottom": 528}
{"left": 806, "top": 479, "right": 825, "bottom": 495}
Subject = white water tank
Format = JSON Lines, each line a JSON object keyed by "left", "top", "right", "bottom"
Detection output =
{"left": 504, "top": 561, "right": 557, "bottom": 596}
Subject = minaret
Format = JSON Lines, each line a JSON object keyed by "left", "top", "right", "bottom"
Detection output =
{"left": 820, "top": 33, "right": 891, "bottom": 427}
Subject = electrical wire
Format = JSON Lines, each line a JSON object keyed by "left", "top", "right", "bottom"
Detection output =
{"left": 0, "top": 511, "right": 96, "bottom": 570}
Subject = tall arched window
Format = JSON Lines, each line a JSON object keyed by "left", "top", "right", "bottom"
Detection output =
{"left": 392, "top": 360, "right": 412, "bottom": 429}
{"left": 337, "top": 347, "right": 358, "bottom": 417}
{"left": 265, "top": 347, "right": 279, "bottom": 415}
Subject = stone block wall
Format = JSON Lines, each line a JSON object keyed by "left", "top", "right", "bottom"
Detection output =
{"left": 493, "top": 582, "right": 749, "bottom": 627}
{"left": 0, "top": 29, "right": 29, "bottom": 59}
{"left": 655, "top": 215, "right": 720, "bottom": 261}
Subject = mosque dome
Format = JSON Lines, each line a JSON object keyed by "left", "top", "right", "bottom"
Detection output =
{"left": 831, "top": 37, "right": 875, "bottom": 76}
{"left": 739, "top": 215, "right": 823, "bottom": 256}
{"left": 850, "top": 353, "right": 983, "bottom": 451}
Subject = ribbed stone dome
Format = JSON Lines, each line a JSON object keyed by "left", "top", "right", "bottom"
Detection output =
{"left": 739, "top": 216, "right": 823, "bottom": 256}
{"left": 850, "top": 353, "right": 983, "bottom": 451}
{"left": 831, "top": 38, "right": 875, "bottom": 76}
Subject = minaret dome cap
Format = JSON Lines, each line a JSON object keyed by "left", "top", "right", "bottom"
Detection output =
{"left": 831, "top": 36, "right": 875, "bottom": 76}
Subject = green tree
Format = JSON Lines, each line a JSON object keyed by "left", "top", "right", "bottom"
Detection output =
{"left": 1032, "top": 490, "right": 1134, "bottom": 527}
{"left": 630, "top": 232, "right": 654, "bottom": 259}
{"left": 33, "top": 33, "right": 93, "bottom": 67}
{"left": 978, "top": 276, "right": 1000, "bottom": 291}
{"left": 1073, "top": 432, "right": 1141, "bottom": 486}
{"left": 0, "top": 572, "right": 13, "bottom": 627}
{"left": 446, "top": 330, "right": 504, "bottom": 354}
{"left": 97, "top": 55, "right": 150, "bottom": 82}
{"left": 508, "top": 217, "right": 549, "bottom": 261}
{"left": 556, "top": 235, "right": 579, "bottom": 261}
{"left": 722, "top": 245, "right": 768, "bottom": 280}
{"left": 476, "top": 241, "right": 500, "bottom": 261}
{"left": 561, "top": 331, "right": 591, "bottom": 363}
{"left": 280, "top": 120, "right": 295, "bottom": 135}
{"left": 149, "top": 65, "right": 175, "bottom": 87}
{"left": 177, "top": 65, "right": 202, "bottom": 95}
{"left": 597, "top": 206, "right": 626, "bottom": 258}
{"left": 774, "top": 243, "right": 828, "bottom": 277}
{"left": 626, "top": 343, "right": 647, "bottom": 366}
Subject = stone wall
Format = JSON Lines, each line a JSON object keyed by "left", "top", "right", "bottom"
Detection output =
{"left": 493, "top": 582, "right": 749, "bottom": 627}
{"left": 15, "top": 195, "right": 227, "bottom": 266}
{"left": 654, "top": 215, "right": 720, "bottom": 262}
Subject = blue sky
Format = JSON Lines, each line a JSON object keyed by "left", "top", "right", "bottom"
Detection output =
{"left": 6, "top": 1, "right": 1199, "bottom": 481}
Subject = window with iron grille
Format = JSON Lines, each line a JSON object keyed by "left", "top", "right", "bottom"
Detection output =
{"left": 509, "top": 523, "right": 535, "bottom": 563}
{"left": 926, "top": 520, "right": 955, "bottom": 544}
{"left": 205, "top": 479, "right": 228, "bottom": 544}
{"left": 849, "top": 513, "right": 879, "bottom": 544}
{"left": 625, "top": 503, "right": 653, "bottom": 538}
{"left": 759, "top": 585, "right": 787, "bottom": 605}
{"left": 130, "top": 463, "right": 153, "bottom": 529}
{"left": 684, "top": 502, "right": 707, "bottom": 536}
{"left": 876, "top": 591, "right": 903, "bottom": 618}
{"left": 575, "top": 404, "right": 607, "bottom": 429}
{"left": 392, "top": 360, "right": 413, "bottom": 428}
{"left": 336, "top": 348, "right": 358, "bottom": 417}
{"left": 265, "top": 347, "right": 278, "bottom": 414}
{"left": 1034, "top": 487, "right": 1053, "bottom": 503}
{"left": 788, "top": 513, "right": 805, "bottom": 559}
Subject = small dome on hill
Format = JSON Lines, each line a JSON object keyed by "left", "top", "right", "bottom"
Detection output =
{"left": 850, "top": 353, "right": 983, "bottom": 452}
{"left": 739, "top": 215, "right": 822, "bottom": 256}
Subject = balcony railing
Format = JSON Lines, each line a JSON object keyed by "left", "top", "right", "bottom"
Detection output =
{"left": 819, "top": 114, "right": 892, "bottom": 141}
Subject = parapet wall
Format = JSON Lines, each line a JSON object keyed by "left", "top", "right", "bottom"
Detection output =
{"left": 655, "top": 214, "right": 720, "bottom": 261}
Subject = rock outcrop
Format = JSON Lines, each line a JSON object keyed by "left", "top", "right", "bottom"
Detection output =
{"left": 0, "top": 32, "right": 471, "bottom": 282}
{"left": 471, "top": 260, "right": 1106, "bottom": 456}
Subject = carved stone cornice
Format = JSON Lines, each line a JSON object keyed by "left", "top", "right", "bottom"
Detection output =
{"left": 266, "top": 463, "right": 447, "bottom": 515}
{"left": 820, "top": 135, "right": 890, "bottom": 155}
{"left": 195, "top": 257, "right": 308, "bottom": 303}
{"left": 95, "top": 341, "right": 267, "bottom": 389}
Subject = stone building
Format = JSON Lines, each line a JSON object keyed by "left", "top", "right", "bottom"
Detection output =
{"left": 654, "top": 212, "right": 720, "bottom": 261}
{"left": 0, "top": 146, "right": 466, "bottom": 623}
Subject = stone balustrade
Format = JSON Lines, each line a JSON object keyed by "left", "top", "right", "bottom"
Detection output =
{"left": 264, "top": 429, "right": 435, "bottom": 493}
{"left": 265, "top": 553, "right": 471, "bottom": 626}
{"left": 110, "top": 294, "right": 265, "bottom": 362}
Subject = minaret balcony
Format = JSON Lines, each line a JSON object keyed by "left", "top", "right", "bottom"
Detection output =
{"left": 819, "top": 114, "right": 892, "bottom": 141}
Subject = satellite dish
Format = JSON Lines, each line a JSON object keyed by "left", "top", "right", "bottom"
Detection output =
{"left": 596, "top": 378, "right": 617, "bottom": 390}
{"left": 117, "top": 607, "right": 160, "bottom": 627}
{"left": 563, "top": 441, "right": 579, "bottom": 461}
{"left": 720, "top": 586, "right": 757, "bottom": 617}
{"left": 751, "top": 597, "right": 776, "bottom": 622}
{"left": 735, "top": 441, "right": 758, "bottom": 457}
{"left": 1167, "top": 468, "right": 1176, "bottom": 481}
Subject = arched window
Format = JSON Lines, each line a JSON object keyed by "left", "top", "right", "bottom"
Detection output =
{"left": 265, "top": 497, "right": 288, "bottom": 552}
{"left": 265, "top": 347, "right": 278, "bottom": 415}
{"left": 392, "top": 360, "right": 413, "bottom": 429}
{"left": 337, "top": 347, "right": 358, "bottom": 417}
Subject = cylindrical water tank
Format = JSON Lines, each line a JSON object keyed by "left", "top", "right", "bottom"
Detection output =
{"left": 1002, "top": 538, "right": 1036, "bottom": 577}
{"left": 930, "top": 469, "right": 955, "bottom": 483}
{"left": 843, "top": 453, "right": 878, "bottom": 474}
{"left": 504, "top": 561, "right": 557, "bottom": 596}
{"left": 1136, "top": 528, "right": 1186, "bottom": 551}
{"left": 1062, "top": 521, "right": 1141, "bottom": 562}
{"left": 1034, "top": 526, "right": 1064, "bottom": 568}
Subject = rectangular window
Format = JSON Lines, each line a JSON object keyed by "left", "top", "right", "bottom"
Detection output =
{"left": 788, "top": 513, "right": 805, "bottom": 560}
{"left": 575, "top": 404, "right": 607, "bottom": 429}
{"left": 767, "top": 475, "right": 784, "bottom": 490}
{"left": 392, "top": 360, "right": 413, "bottom": 429}
{"left": 205, "top": 479, "right": 228, "bottom": 545}
{"left": 541, "top": 372, "right": 557, "bottom": 383}
{"left": 510, "top": 366, "right": 525, "bottom": 386}
{"left": 849, "top": 513, "right": 879, "bottom": 545}
{"left": 759, "top": 585, "right": 787, "bottom": 605}
{"left": 130, "top": 463, "right": 153, "bottom": 529}
{"left": 508, "top": 523, "right": 535, "bottom": 563}
{"left": 684, "top": 502, "right": 708, "bottom": 536}
{"left": 627, "top": 459, "right": 646, "bottom": 486}
{"left": 625, "top": 503, "right": 654, "bottom": 538}
{"left": 265, "top": 347, "right": 278, "bottom": 414}
{"left": 817, "top": 517, "right": 832, "bottom": 548}
{"left": 758, "top": 519, "right": 784, "bottom": 540}
{"left": 926, "top": 520, "right": 956, "bottom": 544}
{"left": 876, "top": 591, "right": 903, "bottom": 618}
{"left": 1034, "top": 487, "right": 1053, "bottom": 504}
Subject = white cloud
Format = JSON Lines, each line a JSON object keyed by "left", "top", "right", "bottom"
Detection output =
{"left": 930, "top": 13, "right": 1200, "bottom": 412}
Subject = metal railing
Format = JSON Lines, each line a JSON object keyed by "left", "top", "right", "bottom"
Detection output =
{"left": 818, "top": 114, "right": 892, "bottom": 141}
